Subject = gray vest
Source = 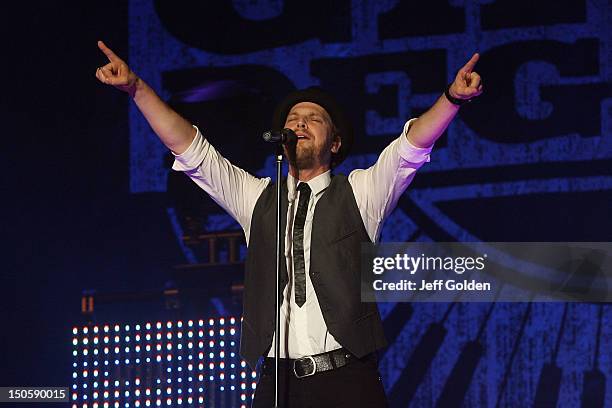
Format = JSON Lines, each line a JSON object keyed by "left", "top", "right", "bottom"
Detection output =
{"left": 239, "top": 174, "right": 387, "bottom": 369}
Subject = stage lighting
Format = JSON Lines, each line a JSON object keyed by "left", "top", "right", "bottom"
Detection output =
{"left": 72, "top": 317, "right": 256, "bottom": 407}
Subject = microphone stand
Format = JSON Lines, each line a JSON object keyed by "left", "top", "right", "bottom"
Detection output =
{"left": 273, "top": 143, "right": 283, "bottom": 408}
{"left": 262, "top": 128, "right": 295, "bottom": 408}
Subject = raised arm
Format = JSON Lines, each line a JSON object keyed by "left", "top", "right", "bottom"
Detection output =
{"left": 350, "top": 54, "right": 484, "bottom": 241}
{"left": 95, "top": 41, "right": 195, "bottom": 154}
{"left": 95, "top": 41, "right": 269, "bottom": 236}
{"left": 406, "top": 53, "right": 483, "bottom": 148}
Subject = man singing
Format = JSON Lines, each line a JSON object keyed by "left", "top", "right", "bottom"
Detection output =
{"left": 96, "top": 40, "right": 482, "bottom": 407}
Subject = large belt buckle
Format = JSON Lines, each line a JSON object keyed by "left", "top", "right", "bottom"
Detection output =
{"left": 293, "top": 356, "right": 317, "bottom": 378}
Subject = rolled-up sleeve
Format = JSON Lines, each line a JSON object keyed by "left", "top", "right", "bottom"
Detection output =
{"left": 397, "top": 119, "right": 432, "bottom": 164}
{"left": 349, "top": 119, "right": 433, "bottom": 242}
{"left": 172, "top": 126, "right": 270, "bottom": 241}
{"left": 172, "top": 127, "right": 210, "bottom": 171}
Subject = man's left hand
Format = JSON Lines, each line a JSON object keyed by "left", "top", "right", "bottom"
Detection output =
{"left": 448, "top": 53, "right": 483, "bottom": 101}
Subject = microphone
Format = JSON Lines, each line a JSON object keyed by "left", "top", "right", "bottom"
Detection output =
{"left": 262, "top": 128, "right": 297, "bottom": 144}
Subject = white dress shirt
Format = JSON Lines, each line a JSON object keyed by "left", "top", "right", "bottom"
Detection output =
{"left": 172, "top": 119, "right": 432, "bottom": 358}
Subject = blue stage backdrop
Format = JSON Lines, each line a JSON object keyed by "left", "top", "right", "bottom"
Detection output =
{"left": 112, "top": 0, "right": 612, "bottom": 407}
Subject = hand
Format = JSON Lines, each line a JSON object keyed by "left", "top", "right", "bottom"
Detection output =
{"left": 95, "top": 41, "right": 139, "bottom": 96}
{"left": 448, "top": 53, "right": 483, "bottom": 101}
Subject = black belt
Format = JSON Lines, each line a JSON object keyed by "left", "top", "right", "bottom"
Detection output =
{"left": 263, "top": 348, "right": 357, "bottom": 379}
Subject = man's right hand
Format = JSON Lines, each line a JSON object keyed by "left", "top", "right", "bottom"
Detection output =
{"left": 95, "top": 41, "right": 139, "bottom": 97}
{"left": 95, "top": 40, "right": 196, "bottom": 154}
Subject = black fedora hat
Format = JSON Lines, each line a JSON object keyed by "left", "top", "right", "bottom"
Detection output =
{"left": 271, "top": 87, "right": 354, "bottom": 167}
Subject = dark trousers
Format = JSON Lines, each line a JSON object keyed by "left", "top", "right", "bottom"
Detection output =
{"left": 252, "top": 354, "right": 388, "bottom": 408}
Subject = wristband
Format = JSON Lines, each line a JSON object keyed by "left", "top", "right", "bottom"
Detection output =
{"left": 444, "top": 83, "right": 470, "bottom": 106}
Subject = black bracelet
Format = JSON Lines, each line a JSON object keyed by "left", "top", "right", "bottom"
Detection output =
{"left": 444, "top": 83, "right": 470, "bottom": 106}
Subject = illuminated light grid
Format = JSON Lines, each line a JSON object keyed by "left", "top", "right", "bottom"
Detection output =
{"left": 72, "top": 317, "right": 255, "bottom": 407}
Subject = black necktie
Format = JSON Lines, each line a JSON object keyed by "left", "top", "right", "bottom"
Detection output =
{"left": 293, "top": 183, "right": 311, "bottom": 307}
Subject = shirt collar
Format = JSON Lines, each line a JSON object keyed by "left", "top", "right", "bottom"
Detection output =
{"left": 287, "top": 170, "right": 331, "bottom": 201}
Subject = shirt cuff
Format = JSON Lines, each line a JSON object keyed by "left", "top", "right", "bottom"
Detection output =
{"left": 398, "top": 119, "right": 432, "bottom": 164}
{"left": 172, "top": 125, "right": 205, "bottom": 171}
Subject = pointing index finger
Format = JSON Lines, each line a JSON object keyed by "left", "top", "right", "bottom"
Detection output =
{"left": 461, "top": 53, "right": 480, "bottom": 74}
{"left": 98, "top": 40, "right": 121, "bottom": 63}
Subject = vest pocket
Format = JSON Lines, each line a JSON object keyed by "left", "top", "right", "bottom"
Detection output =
{"left": 329, "top": 228, "right": 358, "bottom": 244}
{"left": 242, "top": 318, "right": 257, "bottom": 336}
{"left": 353, "top": 311, "right": 375, "bottom": 324}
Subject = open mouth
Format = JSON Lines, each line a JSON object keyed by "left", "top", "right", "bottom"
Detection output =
{"left": 296, "top": 133, "right": 309, "bottom": 141}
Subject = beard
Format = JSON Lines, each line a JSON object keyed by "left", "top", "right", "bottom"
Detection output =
{"left": 285, "top": 137, "right": 333, "bottom": 170}
{"left": 290, "top": 143, "right": 316, "bottom": 169}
